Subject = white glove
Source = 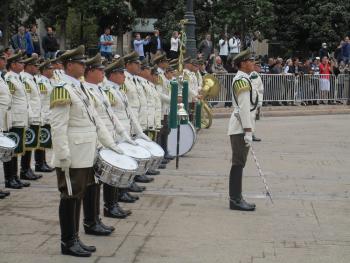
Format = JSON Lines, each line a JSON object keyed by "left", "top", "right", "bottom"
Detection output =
{"left": 121, "top": 131, "right": 137, "bottom": 145}
{"left": 244, "top": 132, "right": 253, "bottom": 147}
{"left": 60, "top": 158, "right": 71, "bottom": 169}
{"left": 138, "top": 132, "right": 152, "bottom": 142}
{"left": 108, "top": 144, "right": 124, "bottom": 154}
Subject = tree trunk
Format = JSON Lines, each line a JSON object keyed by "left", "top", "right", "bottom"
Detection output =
{"left": 59, "top": 20, "right": 67, "bottom": 49}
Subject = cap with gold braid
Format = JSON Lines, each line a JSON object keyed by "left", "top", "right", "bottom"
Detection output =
{"left": 183, "top": 56, "right": 192, "bottom": 64}
{"left": 22, "top": 56, "right": 39, "bottom": 66}
{"left": 152, "top": 53, "right": 168, "bottom": 65}
{"left": 39, "top": 59, "right": 54, "bottom": 70}
{"left": 233, "top": 49, "right": 255, "bottom": 64}
{"left": 104, "top": 58, "right": 125, "bottom": 74}
{"left": 6, "top": 51, "right": 25, "bottom": 65}
{"left": 85, "top": 53, "right": 105, "bottom": 70}
{"left": 59, "top": 45, "right": 86, "bottom": 63}
{"left": 123, "top": 51, "right": 140, "bottom": 64}
{"left": 140, "top": 60, "right": 151, "bottom": 70}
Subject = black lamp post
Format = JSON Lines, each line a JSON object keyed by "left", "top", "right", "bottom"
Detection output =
{"left": 184, "top": 0, "right": 197, "bottom": 58}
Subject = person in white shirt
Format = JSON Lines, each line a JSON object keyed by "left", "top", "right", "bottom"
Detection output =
{"left": 169, "top": 31, "right": 180, "bottom": 59}
{"left": 228, "top": 32, "right": 241, "bottom": 59}
{"left": 218, "top": 33, "right": 229, "bottom": 66}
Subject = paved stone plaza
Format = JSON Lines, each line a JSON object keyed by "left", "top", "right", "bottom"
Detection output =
{"left": 0, "top": 115, "right": 349, "bottom": 263}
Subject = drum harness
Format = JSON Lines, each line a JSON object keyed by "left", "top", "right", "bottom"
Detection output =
{"left": 232, "top": 77, "right": 273, "bottom": 204}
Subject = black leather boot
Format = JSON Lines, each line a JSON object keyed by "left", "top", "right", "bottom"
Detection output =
{"left": 128, "top": 181, "right": 145, "bottom": 192}
{"left": 35, "top": 149, "right": 53, "bottom": 172}
{"left": 13, "top": 156, "right": 30, "bottom": 187}
{"left": 60, "top": 198, "right": 91, "bottom": 257}
{"left": 229, "top": 165, "right": 255, "bottom": 211}
{"left": 146, "top": 169, "right": 160, "bottom": 175}
{"left": 103, "top": 184, "right": 131, "bottom": 218}
{"left": 118, "top": 188, "right": 138, "bottom": 203}
{"left": 21, "top": 151, "right": 42, "bottom": 180}
{"left": 83, "top": 184, "right": 112, "bottom": 236}
{"left": 134, "top": 174, "right": 154, "bottom": 183}
{"left": 75, "top": 199, "right": 96, "bottom": 252}
{"left": 4, "top": 159, "right": 20, "bottom": 189}
{"left": 0, "top": 189, "right": 10, "bottom": 197}
{"left": 252, "top": 135, "right": 262, "bottom": 142}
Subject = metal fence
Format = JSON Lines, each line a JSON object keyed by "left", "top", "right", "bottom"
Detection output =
{"left": 211, "top": 73, "right": 350, "bottom": 103}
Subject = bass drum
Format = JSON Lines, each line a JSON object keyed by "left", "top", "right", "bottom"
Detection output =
{"left": 167, "top": 122, "right": 197, "bottom": 157}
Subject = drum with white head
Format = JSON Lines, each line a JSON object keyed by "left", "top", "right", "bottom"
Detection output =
{"left": 94, "top": 148, "right": 138, "bottom": 187}
{"left": 167, "top": 122, "right": 197, "bottom": 157}
{"left": 0, "top": 134, "right": 16, "bottom": 162}
{"left": 134, "top": 138, "right": 164, "bottom": 170}
{"left": 117, "top": 142, "right": 152, "bottom": 175}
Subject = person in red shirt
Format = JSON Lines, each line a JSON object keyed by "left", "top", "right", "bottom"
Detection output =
{"left": 319, "top": 56, "right": 335, "bottom": 104}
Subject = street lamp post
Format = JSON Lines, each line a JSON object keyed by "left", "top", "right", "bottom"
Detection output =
{"left": 184, "top": 0, "right": 197, "bottom": 58}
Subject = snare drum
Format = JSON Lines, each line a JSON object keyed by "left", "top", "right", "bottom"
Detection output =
{"left": 118, "top": 142, "right": 152, "bottom": 175}
{"left": 94, "top": 148, "right": 138, "bottom": 188}
{"left": 0, "top": 134, "right": 16, "bottom": 162}
{"left": 134, "top": 138, "right": 164, "bottom": 170}
{"left": 167, "top": 122, "right": 197, "bottom": 157}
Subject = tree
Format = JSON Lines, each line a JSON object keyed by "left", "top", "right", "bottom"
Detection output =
{"left": 273, "top": 0, "right": 350, "bottom": 57}
{"left": 86, "top": 0, "right": 136, "bottom": 55}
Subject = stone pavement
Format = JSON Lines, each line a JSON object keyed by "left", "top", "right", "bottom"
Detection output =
{"left": 1, "top": 115, "right": 350, "bottom": 263}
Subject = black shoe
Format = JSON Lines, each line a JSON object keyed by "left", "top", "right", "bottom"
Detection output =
{"left": 20, "top": 169, "right": 37, "bottom": 180}
{"left": 128, "top": 182, "right": 146, "bottom": 192}
{"left": 0, "top": 189, "right": 11, "bottom": 196}
{"left": 35, "top": 163, "right": 53, "bottom": 173}
{"left": 61, "top": 239, "right": 91, "bottom": 257}
{"left": 134, "top": 174, "right": 154, "bottom": 183}
{"left": 161, "top": 159, "right": 169, "bottom": 164}
{"left": 164, "top": 154, "right": 174, "bottom": 160}
{"left": 96, "top": 218, "right": 115, "bottom": 232}
{"left": 158, "top": 164, "right": 166, "bottom": 169}
{"left": 28, "top": 168, "right": 42, "bottom": 179}
{"left": 77, "top": 238, "right": 96, "bottom": 252}
{"left": 229, "top": 198, "right": 256, "bottom": 211}
{"left": 252, "top": 135, "right": 261, "bottom": 142}
{"left": 118, "top": 191, "right": 136, "bottom": 203}
{"left": 44, "top": 162, "right": 55, "bottom": 172}
{"left": 15, "top": 177, "right": 30, "bottom": 187}
{"left": 5, "top": 179, "right": 22, "bottom": 189}
{"left": 104, "top": 204, "right": 129, "bottom": 218}
{"left": 146, "top": 169, "right": 160, "bottom": 175}
{"left": 0, "top": 192, "right": 6, "bottom": 199}
{"left": 84, "top": 222, "right": 112, "bottom": 236}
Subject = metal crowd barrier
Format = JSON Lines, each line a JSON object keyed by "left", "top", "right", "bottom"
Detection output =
{"left": 211, "top": 73, "right": 350, "bottom": 103}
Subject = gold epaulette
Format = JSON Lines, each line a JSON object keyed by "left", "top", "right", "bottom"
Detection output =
{"left": 24, "top": 82, "right": 32, "bottom": 93}
{"left": 105, "top": 90, "right": 117, "bottom": 106}
{"left": 50, "top": 85, "right": 71, "bottom": 108}
{"left": 233, "top": 79, "right": 250, "bottom": 96}
{"left": 38, "top": 83, "right": 48, "bottom": 94}
{"left": 120, "top": 84, "right": 127, "bottom": 93}
{"left": 6, "top": 81, "right": 16, "bottom": 94}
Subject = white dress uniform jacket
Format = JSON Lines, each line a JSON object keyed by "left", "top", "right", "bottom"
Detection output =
{"left": 21, "top": 72, "right": 42, "bottom": 125}
{"left": 101, "top": 79, "right": 143, "bottom": 136}
{"left": 5, "top": 71, "right": 31, "bottom": 128}
{"left": 183, "top": 69, "right": 199, "bottom": 101}
{"left": 36, "top": 75, "right": 54, "bottom": 125}
{"left": 156, "top": 67, "right": 170, "bottom": 118}
{"left": 227, "top": 70, "right": 257, "bottom": 135}
{"left": 83, "top": 81, "right": 127, "bottom": 140}
{"left": 249, "top": 71, "right": 264, "bottom": 132}
{"left": 50, "top": 74, "right": 116, "bottom": 168}
{"left": 0, "top": 76, "right": 12, "bottom": 130}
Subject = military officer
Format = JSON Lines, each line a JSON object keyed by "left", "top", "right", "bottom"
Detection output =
{"left": 4, "top": 52, "right": 31, "bottom": 189}
{"left": 50, "top": 45, "right": 124, "bottom": 257}
{"left": 153, "top": 54, "right": 174, "bottom": 161}
{"left": 249, "top": 61, "right": 264, "bottom": 142}
{"left": 102, "top": 58, "right": 149, "bottom": 201}
{"left": 83, "top": 53, "right": 134, "bottom": 221}
{"left": 0, "top": 49, "right": 12, "bottom": 198}
{"left": 20, "top": 56, "right": 43, "bottom": 180}
{"left": 227, "top": 49, "right": 258, "bottom": 211}
{"left": 137, "top": 60, "right": 162, "bottom": 175}
{"left": 34, "top": 60, "right": 56, "bottom": 172}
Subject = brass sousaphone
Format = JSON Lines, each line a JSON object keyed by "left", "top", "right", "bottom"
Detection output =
{"left": 202, "top": 74, "right": 220, "bottom": 99}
